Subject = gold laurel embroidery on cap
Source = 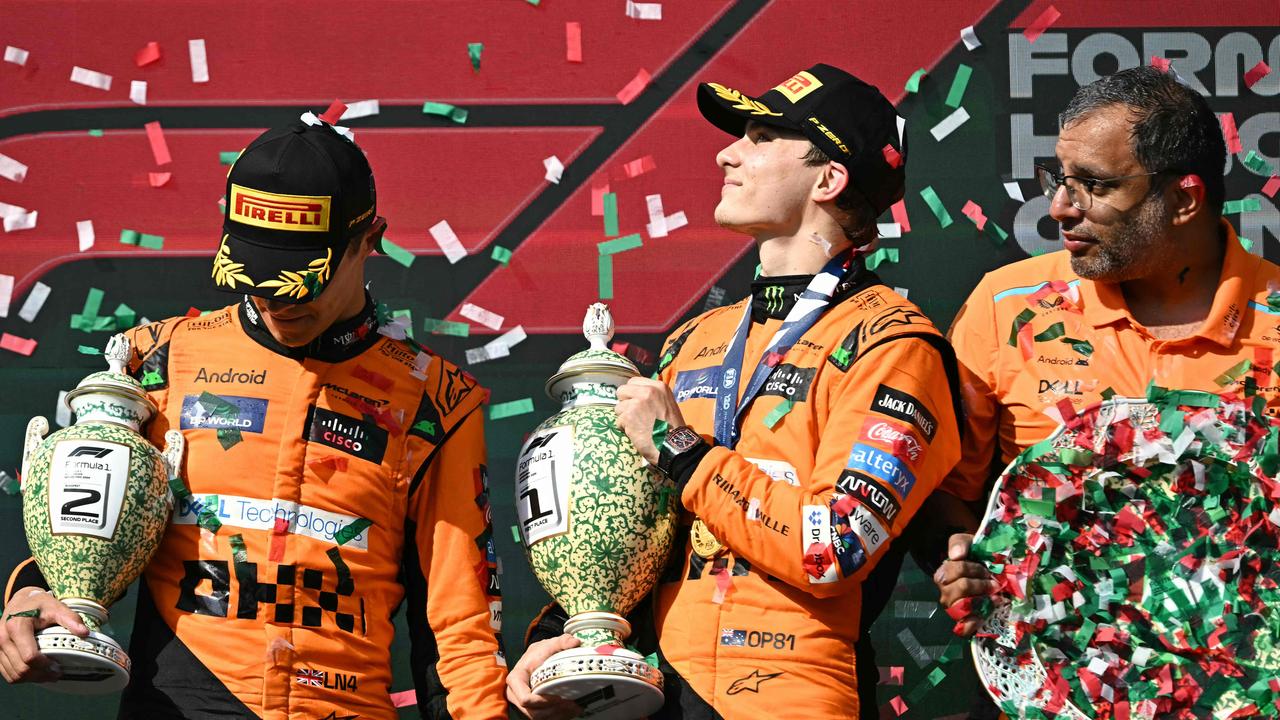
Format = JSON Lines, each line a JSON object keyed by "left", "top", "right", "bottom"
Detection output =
{"left": 708, "top": 82, "right": 782, "bottom": 118}
{"left": 255, "top": 248, "right": 332, "bottom": 300}
{"left": 212, "top": 236, "right": 254, "bottom": 289}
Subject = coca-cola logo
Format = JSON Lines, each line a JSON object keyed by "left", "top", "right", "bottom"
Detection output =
{"left": 861, "top": 418, "right": 923, "bottom": 462}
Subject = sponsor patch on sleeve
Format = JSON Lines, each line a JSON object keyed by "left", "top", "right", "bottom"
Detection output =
{"left": 858, "top": 416, "right": 926, "bottom": 465}
{"left": 672, "top": 367, "right": 722, "bottom": 403}
{"left": 846, "top": 443, "right": 917, "bottom": 499}
{"left": 802, "top": 505, "right": 838, "bottom": 584}
{"left": 835, "top": 470, "right": 902, "bottom": 526}
{"left": 869, "top": 384, "right": 937, "bottom": 441}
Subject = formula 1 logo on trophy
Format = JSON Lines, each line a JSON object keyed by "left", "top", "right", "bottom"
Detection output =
{"left": 19, "top": 333, "right": 183, "bottom": 694}
{"left": 516, "top": 304, "right": 677, "bottom": 718}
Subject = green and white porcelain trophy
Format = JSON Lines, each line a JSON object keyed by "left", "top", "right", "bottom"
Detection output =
{"left": 19, "top": 333, "right": 182, "bottom": 694}
{"left": 517, "top": 303, "right": 677, "bottom": 718}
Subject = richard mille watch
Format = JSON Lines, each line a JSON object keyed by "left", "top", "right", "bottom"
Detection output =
{"left": 656, "top": 425, "right": 705, "bottom": 477}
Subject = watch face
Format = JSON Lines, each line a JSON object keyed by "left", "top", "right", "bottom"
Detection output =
{"left": 665, "top": 426, "right": 700, "bottom": 454}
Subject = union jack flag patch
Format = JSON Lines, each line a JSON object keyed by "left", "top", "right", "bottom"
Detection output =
{"left": 296, "top": 668, "right": 326, "bottom": 686}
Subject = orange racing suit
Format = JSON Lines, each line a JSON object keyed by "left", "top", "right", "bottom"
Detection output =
{"left": 5, "top": 295, "right": 507, "bottom": 719}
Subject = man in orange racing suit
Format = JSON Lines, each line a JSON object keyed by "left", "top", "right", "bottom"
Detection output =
{"left": 0, "top": 118, "right": 508, "bottom": 719}
{"left": 508, "top": 64, "right": 962, "bottom": 719}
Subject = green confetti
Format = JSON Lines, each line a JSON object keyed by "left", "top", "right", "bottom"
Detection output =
{"left": 754, "top": 264, "right": 762, "bottom": 279}
{"left": 764, "top": 399, "right": 793, "bottom": 429}
{"left": 927, "top": 666, "right": 947, "bottom": 686}
{"left": 1222, "top": 198, "right": 1263, "bottom": 214}
{"left": 334, "top": 518, "right": 372, "bottom": 546}
{"left": 1100, "top": 386, "right": 1115, "bottom": 400}
{"left": 864, "top": 247, "right": 899, "bottom": 271}
{"left": 644, "top": 652, "right": 659, "bottom": 669}
{"left": 229, "top": 533, "right": 249, "bottom": 564}
{"left": 987, "top": 220, "right": 1009, "bottom": 244}
{"left": 511, "top": 525, "right": 522, "bottom": 543}
{"left": 905, "top": 68, "right": 928, "bottom": 93}
{"left": 87, "top": 129, "right": 104, "bottom": 137}
{"left": 1008, "top": 308, "right": 1036, "bottom": 347}
{"left": 468, "top": 42, "right": 483, "bottom": 71}
{"left": 919, "top": 186, "right": 953, "bottom": 228}
{"left": 598, "top": 254, "right": 614, "bottom": 299}
{"left": 1241, "top": 236, "right": 1255, "bottom": 252}
{"left": 652, "top": 419, "right": 669, "bottom": 450}
{"left": 219, "top": 151, "right": 241, "bottom": 165}
{"left": 1033, "top": 322, "right": 1066, "bottom": 342}
{"left": 491, "top": 245, "right": 512, "bottom": 265}
{"left": 1061, "top": 336, "right": 1094, "bottom": 356}
{"left": 602, "top": 192, "right": 619, "bottom": 237}
{"left": 138, "top": 233, "right": 164, "bottom": 250}
{"left": 422, "top": 101, "right": 469, "bottom": 124}
{"left": 598, "top": 233, "right": 642, "bottom": 255}
{"left": 424, "top": 318, "right": 470, "bottom": 337}
{"left": 944, "top": 64, "right": 972, "bottom": 108}
{"left": 489, "top": 398, "right": 535, "bottom": 420}
{"left": 113, "top": 303, "right": 136, "bottom": 329}
{"left": 77, "top": 345, "right": 101, "bottom": 355}
{"left": 1214, "top": 359, "right": 1252, "bottom": 386}
{"left": 1242, "top": 150, "right": 1274, "bottom": 176}
{"left": 119, "top": 229, "right": 140, "bottom": 246}
{"left": 379, "top": 237, "right": 416, "bottom": 267}
{"left": 1019, "top": 496, "right": 1055, "bottom": 518}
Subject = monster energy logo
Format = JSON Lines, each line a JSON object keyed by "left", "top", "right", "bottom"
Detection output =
{"left": 764, "top": 285, "right": 785, "bottom": 314}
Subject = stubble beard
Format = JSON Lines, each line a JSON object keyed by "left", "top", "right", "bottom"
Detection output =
{"left": 1069, "top": 196, "right": 1172, "bottom": 283}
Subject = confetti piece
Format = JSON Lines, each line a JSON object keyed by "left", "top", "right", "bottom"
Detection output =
{"left": 424, "top": 318, "right": 470, "bottom": 337}
{"left": 894, "top": 600, "right": 938, "bottom": 619}
{"left": 55, "top": 390, "right": 70, "bottom": 427}
{"left": 1003, "top": 181, "right": 1025, "bottom": 202}
{"left": 468, "top": 42, "right": 483, "bottom": 72}
{"left": 625, "top": 0, "right": 662, "bottom": 19}
{"left": 764, "top": 399, "right": 793, "bottom": 429}
{"left": 148, "top": 171, "right": 170, "bottom": 187}
{"left": 422, "top": 101, "right": 469, "bottom": 124}
{"left": 1022, "top": 4, "right": 1061, "bottom": 44}
{"left": 1, "top": 333, "right": 36, "bottom": 356}
{"left": 76, "top": 220, "right": 95, "bottom": 251}
{"left": 893, "top": 287, "right": 910, "bottom": 299}
{"left": 0, "top": 153, "right": 28, "bottom": 182}
{"left": 489, "top": 398, "right": 534, "bottom": 420}
{"left": 4, "top": 46, "right": 29, "bottom": 66}
{"left": 0, "top": 274, "right": 11, "bottom": 316}
{"left": 88, "top": 129, "right": 103, "bottom": 137}
{"left": 543, "top": 155, "right": 564, "bottom": 183}
{"left": 1242, "top": 150, "right": 1274, "bottom": 176}
{"left": 889, "top": 696, "right": 908, "bottom": 716}
{"left": 703, "top": 286, "right": 727, "bottom": 311}
{"left": 1222, "top": 198, "right": 1262, "bottom": 214}
{"left": 645, "top": 194, "right": 667, "bottom": 237}
{"left": 945, "top": 64, "right": 972, "bottom": 108}
{"left": 602, "top": 192, "right": 620, "bottom": 236}
{"left": 188, "top": 39, "right": 209, "bottom": 83}
{"left": 565, "top": 22, "right": 583, "bottom": 63}
{"left": 920, "top": 186, "right": 953, "bottom": 228}
{"left": 897, "top": 627, "right": 934, "bottom": 668}
{"left": 904, "top": 68, "right": 928, "bottom": 93}
{"left": 144, "top": 121, "right": 172, "bottom": 165}
{"left": 621, "top": 155, "right": 656, "bottom": 179}
{"left": 3, "top": 209, "right": 37, "bottom": 232}
{"left": 339, "top": 99, "right": 379, "bottom": 120}
{"left": 70, "top": 66, "right": 112, "bottom": 91}
{"left": 1244, "top": 60, "right": 1271, "bottom": 89}
{"left": 318, "top": 99, "right": 347, "bottom": 124}
{"left": 1220, "top": 113, "right": 1243, "bottom": 154}
{"left": 664, "top": 211, "right": 687, "bottom": 233}
{"left": 598, "top": 233, "right": 642, "bottom": 255}
{"left": 961, "top": 200, "right": 987, "bottom": 230}
{"left": 890, "top": 199, "right": 911, "bottom": 233}
{"left": 459, "top": 302, "right": 504, "bottom": 330}
{"left": 429, "top": 219, "right": 467, "bottom": 263}
{"left": 881, "top": 144, "right": 903, "bottom": 169}
{"left": 129, "top": 80, "right": 148, "bottom": 105}
{"left": 1262, "top": 175, "right": 1280, "bottom": 199}
{"left": 988, "top": 220, "right": 1009, "bottom": 244}
{"left": 491, "top": 245, "right": 512, "bottom": 265}
{"left": 865, "top": 247, "right": 900, "bottom": 271}
{"left": 930, "top": 107, "right": 970, "bottom": 141}
{"left": 18, "top": 281, "right": 50, "bottom": 322}
{"left": 616, "top": 68, "right": 651, "bottom": 105}
{"left": 598, "top": 254, "right": 614, "bottom": 299}
{"left": 1150, "top": 55, "right": 1170, "bottom": 72}
{"left": 390, "top": 689, "right": 417, "bottom": 708}
{"left": 591, "top": 183, "right": 611, "bottom": 216}
{"left": 960, "top": 25, "right": 981, "bottom": 50}
{"left": 877, "top": 223, "right": 901, "bottom": 239}
{"left": 135, "top": 41, "right": 161, "bottom": 67}
{"left": 379, "top": 237, "right": 416, "bottom": 267}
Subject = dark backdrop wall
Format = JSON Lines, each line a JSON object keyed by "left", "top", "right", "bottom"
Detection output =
{"left": 0, "top": 1, "right": 1276, "bottom": 717}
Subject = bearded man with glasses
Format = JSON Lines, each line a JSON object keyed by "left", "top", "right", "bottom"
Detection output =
{"left": 918, "top": 66, "right": 1280, "bottom": 706}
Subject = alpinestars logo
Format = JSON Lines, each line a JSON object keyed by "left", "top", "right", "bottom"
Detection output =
{"left": 763, "top": 285, "right": 785, "bottom": 314}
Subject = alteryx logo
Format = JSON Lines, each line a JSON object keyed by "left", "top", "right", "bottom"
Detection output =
{"left": 180, "top": 394, "right": 268, "bottom": 434}
{"left": 846, "top": 443, "right": 916, "bottom": 498}
{"left": 672, "top": 367, "right": 721, "bottom": 403}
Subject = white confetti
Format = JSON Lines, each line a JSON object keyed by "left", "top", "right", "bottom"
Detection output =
{"left": 490, "top": 325, "right": 526, "bottom": 352}
{"left": 930, "top": 106, "right": 970, "bottom": 141}
{"left": 17, "top": 281, "right": 50, "bottom": 322}
{"left": 459, "top": 302, "right": 504, "bottom": 331}
{"left": 0, "top": 201, "right": 28, "bottom": 219}
{"left": 188, "top": 39, "right": 209, "bottom": 83}
{"left": 543, "top": 155, "right": 564, "bottom": 184}
{"left": 0, "top": 274, "right": 11, "bottom": 317}
{"left": 625, "top": 0, "right": 662, "bottom": 20}
{"left": 663, "top": 211, "right": 687, "bottom": 233}
{"left": 4, "top": 46, "right": 29, "bottom": 66}
{"left": 0, "top": 153, "right": 28, "bottom": 182}
{"left": 746, "top": 497, "right": 761, "bottom": 521}
{"left": 896, "top": 115, "right": 906, "bottom": 146}
{"left": 467, "top": 326, "right": 527, "bottom": 364}
{"left": 411, "top": 351, "right": 432, "bottom": 380}
{"left": 893, "top": 286, "right": 910, "bottom": 299}
{"left": 645, "top": 194, "right": 667, "bottom": 237}
{"left": 129, "top": 80, "right": 147, "bottom": 105}
{"left": 1003, "top": 181, "right": 1025, "bottom": 202}
{"left": 466, "top": 344, "right": 508, "bottom": 365}
{"left": 960, "top": 25, "right": 982, "bottom": 50}
{"left": 429, "top": 219, "right": 467, "bottom": 264}
{"left": 877, "top": 222, "right": 902, "bottom": 238}
{"left": 70, "top": 66, "right": 112, "bottom": 91}
{"left": 340, "top": 99, "right": 380, "bottom": 120}
{"left": 4, "top": 209, "right": 37, "bottom": 232}
{"left": 76, "top": 220, "right": 95, "bottom": 251}
{"left": 55, "top": 390, "right": 71, "bottom": 428}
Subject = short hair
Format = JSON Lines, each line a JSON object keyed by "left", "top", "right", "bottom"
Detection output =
{"left": 801, "top": 144, "right": 878, "bottom": 247}
{"left": 1059, "top": 66, "right": 1226, "bottom": 215}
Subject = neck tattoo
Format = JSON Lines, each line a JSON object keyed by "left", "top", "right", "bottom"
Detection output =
{"left": 1178, "top": 266, "right": 1190, "bottom": 284}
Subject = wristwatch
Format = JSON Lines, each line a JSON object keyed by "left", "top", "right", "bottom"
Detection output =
{"left": 657, "top": 425, "right": 705, "bottom": 477}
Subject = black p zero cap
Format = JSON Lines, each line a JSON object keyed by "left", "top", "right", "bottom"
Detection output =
{"left": 697, "top": 63, "right": 907, "bottom": 216}
{"left": 213, "top": 118, "right": 377, "bottom": 304}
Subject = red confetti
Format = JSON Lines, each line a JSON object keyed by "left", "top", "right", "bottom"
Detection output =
{"left": 148, "top": 171, "right": 171, "bottom": 187}
{"left": 1022, "top": 4, "right": 1061, "bottom": 44}
{"left": 961, "top": 200, "right": 987, "bottom": 230}
{"left": 135, "top": 41, "right": 161, "bottom": 67}
{"left": 620, "top": 155, "right": 656, "bottom": 179}
{"left": 319, "top": 99, "right": 347, "bottom": 125}
{"left": 1150, "top": 56, "right": 1170, "bottom": 72}
{"left": 881, "top": 144, "right": 903, "bottom": 169}
{"left": 1262, "top": 174, "right": 1280, "bottom": 199}
{"left": 144, "top": 120, "right": 171, "bottom": 165}
{"left": 890, "top": 199, "right": 910, "bottom": 233}
{"left": 590, "top": 183, "right": 611, "bottom": 216}
{"left": 1243, "top": 60, "right": 1271, "bottom": 89}
{"left": 353, "top": 364, "right": 393, "bottom": 392}
{"left": 185, "top": 306, "right": 202, "bottom": 317}
{"left": 615, "top": 68, "right": 651, "bottom": 105}
{"left": 565, "top": 22, "right": 583, "bottom": 63}
{"left": 1220, "top": 112, "right": 1243, "bottom": 154}
{"left": 0, "top": 333, "right": 36, "bottom": 356}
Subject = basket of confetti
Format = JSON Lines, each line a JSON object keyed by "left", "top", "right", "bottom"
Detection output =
{"left": 969, "top": 390, "right": 1280, "bottom": 718}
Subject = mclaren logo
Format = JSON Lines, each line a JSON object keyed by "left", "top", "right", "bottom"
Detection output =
{"left": 229, "top": 184, "right": 331, "bottom": 232}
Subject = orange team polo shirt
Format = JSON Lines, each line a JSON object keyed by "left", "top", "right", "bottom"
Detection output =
{"left": 942, "top": 220, "right": 1280, "bottom": 503}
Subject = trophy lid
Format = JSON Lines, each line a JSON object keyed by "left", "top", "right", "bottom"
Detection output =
{"left": 545, "top": 304, "right": 639, "bottom": 400}
{"left": 65, "top": 334, "right": 158, "bottom": 417}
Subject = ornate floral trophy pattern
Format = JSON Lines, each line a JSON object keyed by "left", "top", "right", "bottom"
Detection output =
{"left": 20, "top": 333, "right": 183, "bottom": 694}
{"left": 516, "top": 304, "right": 677, "bottom": 719}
